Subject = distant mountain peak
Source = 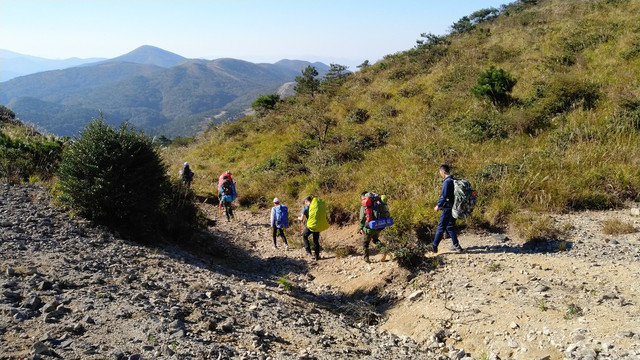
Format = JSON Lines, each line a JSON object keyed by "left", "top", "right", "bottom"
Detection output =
{"left": 110, "top": 45, "right": 186, "bottom": 68}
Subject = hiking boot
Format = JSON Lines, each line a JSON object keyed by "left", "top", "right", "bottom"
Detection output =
{"left": 314, "top": 254, "right": 320, "bottom": 261}
{"left": 380, "top": 252, "right": 388, "bottom": 262}
{"left": 363, "top": 254, "right": 370, "bottom": 263}
{"left": 285, "top": 245, "right": 289, "bottom": 251}
{"left": 425, "top": 244, "right": 438, "bottom": 253}
{"left": 449, "top": 244, "right": 463, "bottom": 252}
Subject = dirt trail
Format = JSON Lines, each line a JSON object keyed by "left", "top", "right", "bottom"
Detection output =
{"left": 203, "top": 202, "right": 640, "bottom": 360}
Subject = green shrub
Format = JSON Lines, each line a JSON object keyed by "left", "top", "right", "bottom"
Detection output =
{"left": 57, "top": 119, "right": 202, "bottom": 238}
{"left": 0, "top": 130, "right": 64, "bottom": 184}
{"left": 346, "top": 108, "right": 370, "bottom": 124}
{"left": 534, "top": 77, "right": 600, "bottom": 116}
{"left": 459, "top": 112, "right": 508, "bottom": 142}
{"left": 397, "top": 83, "right": 424, "bottom": 98}
{"left": 471, "top": 66, "right": 517, "bottom": 108}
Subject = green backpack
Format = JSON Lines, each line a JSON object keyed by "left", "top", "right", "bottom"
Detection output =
{"left": 307, "top": 198, "right": 329, "bottom": 232}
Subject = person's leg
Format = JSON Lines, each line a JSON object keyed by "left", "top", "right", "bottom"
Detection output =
{"left": 224, "top": 202, "right": 231, "bottom": 221}
{"left": 272, "top": 227, "right": 278, "bottom": 247}
{"left": 302, "top": 228, "right": 312, "bottom": 254}
{"left": 313, "top": 232, "right": 320, "bottom": 260}
{"left": 279, "top": 228, "right": 289, "bottom": 246}
{"left": 228, "top": 204, "right": 234, "bottom": 219}
{"left": 432, "top": 211, "right": 448, "bottom": 249}
{"left": 443, "top": 209, "right": 460, "bottom": 248}
{"left": 362, "top": 233, "right": 372, "bottom": 262}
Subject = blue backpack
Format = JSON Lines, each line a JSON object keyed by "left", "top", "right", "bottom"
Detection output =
{"left": 275, "top": 204, "right": 289, "bottom": 229}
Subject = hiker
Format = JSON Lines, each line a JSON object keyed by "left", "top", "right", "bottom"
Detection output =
{"left": 427, "top": 164, "right": 463, "bottom": 253}
{"left": 219, "top": 175, "right": 235, "bottom": 221}
{"left": 180, "top": 162, "right": 194, "bottom": 187}
{"left": 270, "top": 197, "right": 289, "bottom": 250}
{"left": 298, "top": 196, "right": 321, "bottom": 260}
{"left": 359, "top": 192, "right": 389, "bottom": 263}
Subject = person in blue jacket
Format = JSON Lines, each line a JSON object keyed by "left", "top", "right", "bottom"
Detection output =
{"left": 270, "top": 197, "right": 289, "bottom": 250}
{"left": 219, "top": 175, "right": 235, "bottom": 221}
{"left": 427, "top": 164, "right": 463, "bottom": 253}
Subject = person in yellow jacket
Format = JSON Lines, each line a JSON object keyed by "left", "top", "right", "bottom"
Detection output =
{"left": 298, "top": 196, "right": 321, "bottom": 260}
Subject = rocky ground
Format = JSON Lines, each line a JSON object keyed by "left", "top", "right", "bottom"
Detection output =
{"left": 1, "top": 184, "right": 639, "bottom": 360}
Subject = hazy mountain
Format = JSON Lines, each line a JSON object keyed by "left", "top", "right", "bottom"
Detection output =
{"left": 95, "top": 45, "right": 187, "bottom": 68}
{"left": 0, "top": 49, "right": 106, "bottom": 82}
{"left": 0, "top": 46, "right": 329, "bottom": 137}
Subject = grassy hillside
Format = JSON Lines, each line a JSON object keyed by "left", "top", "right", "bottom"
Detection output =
{"left": 166, "top": 0, "right": 639, "bottom": 242}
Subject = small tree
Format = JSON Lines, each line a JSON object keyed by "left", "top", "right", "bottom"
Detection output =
{"left": 471, "top": 66, "right": 517, "bottom": 108}
{"left": 57, "top": 118, "right": 168, "bottom": 230}
{"left": 324, "top": 63, "right": 349, "bottom": 83}
{"left": 450, "top": 16, "right": 474, "bottom": 34}
{"left": 357, "top": 60, "right": 370, "bottom": 69}
{"left": 294, "top": 66, "right": 320, "bottom": 97}
{"left": 252, "top": 94, "right": 281, "bottom": 117}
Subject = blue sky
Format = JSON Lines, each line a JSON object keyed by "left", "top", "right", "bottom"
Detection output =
{"left": 1, "top": 0, "right": 508, "bottom": 68}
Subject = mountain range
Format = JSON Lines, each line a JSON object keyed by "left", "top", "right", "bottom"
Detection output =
{"left": 0, "top": 46, "right": 329, "bottom": 137}
{"left": 0, "top": 49, "right": 106, "bottom": 82}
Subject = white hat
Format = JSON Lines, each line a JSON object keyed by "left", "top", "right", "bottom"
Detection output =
{"left": 273, "top": 197, "right": 280, "bottom": 204}
{"left": 184, "top": 162, "right": 189, "bottom": 166}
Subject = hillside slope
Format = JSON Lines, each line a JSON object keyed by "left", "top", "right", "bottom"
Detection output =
{"left": 167, "top": 0, "right": 640, "bottom": 243}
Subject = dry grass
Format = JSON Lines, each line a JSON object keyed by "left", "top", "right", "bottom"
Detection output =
{"left": 602, "top": 219, "right": 637, "bottom": 235}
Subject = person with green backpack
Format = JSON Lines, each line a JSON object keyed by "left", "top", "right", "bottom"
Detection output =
{"left": 298, "top": 196, "right": 329, "bottom": 260}
{"left": 359, "top": 191, "right": 390, "bottom": 263}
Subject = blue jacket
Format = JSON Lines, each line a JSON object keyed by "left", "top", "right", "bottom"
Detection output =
{"left": 437, "top": 175, "right": 454, "bottom": 209}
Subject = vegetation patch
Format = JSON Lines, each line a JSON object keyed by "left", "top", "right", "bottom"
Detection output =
{"left": 602, "top": 219, "right": 637, "bottom": 235}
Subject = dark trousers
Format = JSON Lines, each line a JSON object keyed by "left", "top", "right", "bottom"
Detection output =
{"left": 223, "top": 201, "right": 234, "bottom": 220}
{"left": 433, "top": 208, "right": 459, "bottom": 247}
{"left": 272, "top": 227, "right": 288, "bottom": 247}
{"left": 302, "top": 227, "right": 320, "bottom": 258}
{"left": 362, "top": 232, "right": 381, "bottom": 250}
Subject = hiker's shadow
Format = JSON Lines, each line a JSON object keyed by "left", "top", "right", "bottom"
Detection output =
{"left": 456, "top": 239, "right": 574, "bottom": 255}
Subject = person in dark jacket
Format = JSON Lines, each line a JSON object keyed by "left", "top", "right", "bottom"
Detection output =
{"left": 427, "top": 164, "right": 463, "bottom": 253}
{"left": 180, "top": 162, "right": 194, "bottom": 187}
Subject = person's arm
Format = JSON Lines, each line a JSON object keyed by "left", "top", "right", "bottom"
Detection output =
{"left": 436, "top": 178, "right": 453, "bottom": 210}
{"left": 359, "top": 206, "right": 367, "bottom": 232}
{"left": 270, "top": 207, "right": 276, "bottom": 227}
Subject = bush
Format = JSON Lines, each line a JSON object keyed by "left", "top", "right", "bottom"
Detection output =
{"left": 0, "top": 131, "right": 64, "bottom": 184}
{"left": 471, "top": 66, "right": 517, "bottom": 108}
{"left": 512, "top": 213, "right": 564, "bottom": 242}
{"left": 602, "top": 219, "right": 637, "bottom": 235}
{"left": 346, "top": 108, "right": 370, "bottom": 124}
{"left": 57, "top": 119, "right": 199, "bottom": 237}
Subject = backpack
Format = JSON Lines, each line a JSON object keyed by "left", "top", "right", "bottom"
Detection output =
{"left": 275, "top": 204, "right": 289, "bottom": 229}
{"left": 452, "top": 178, "right": 477, "bottom": 219}
{"left": 221, "top": 179, "right": 234, "bottom": 196}
{"left": 218, "top": 173, "right": 233, "bottom": 188}
{"left": 306, "top": 198, "right": 329, "bottom": 232}
{"left": 362, "top": 193, "right": 393, "bottom": 229}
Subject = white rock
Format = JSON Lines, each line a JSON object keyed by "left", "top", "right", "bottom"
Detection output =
{"left": 407, "top": 290, "right": 424, "bottom": 301}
